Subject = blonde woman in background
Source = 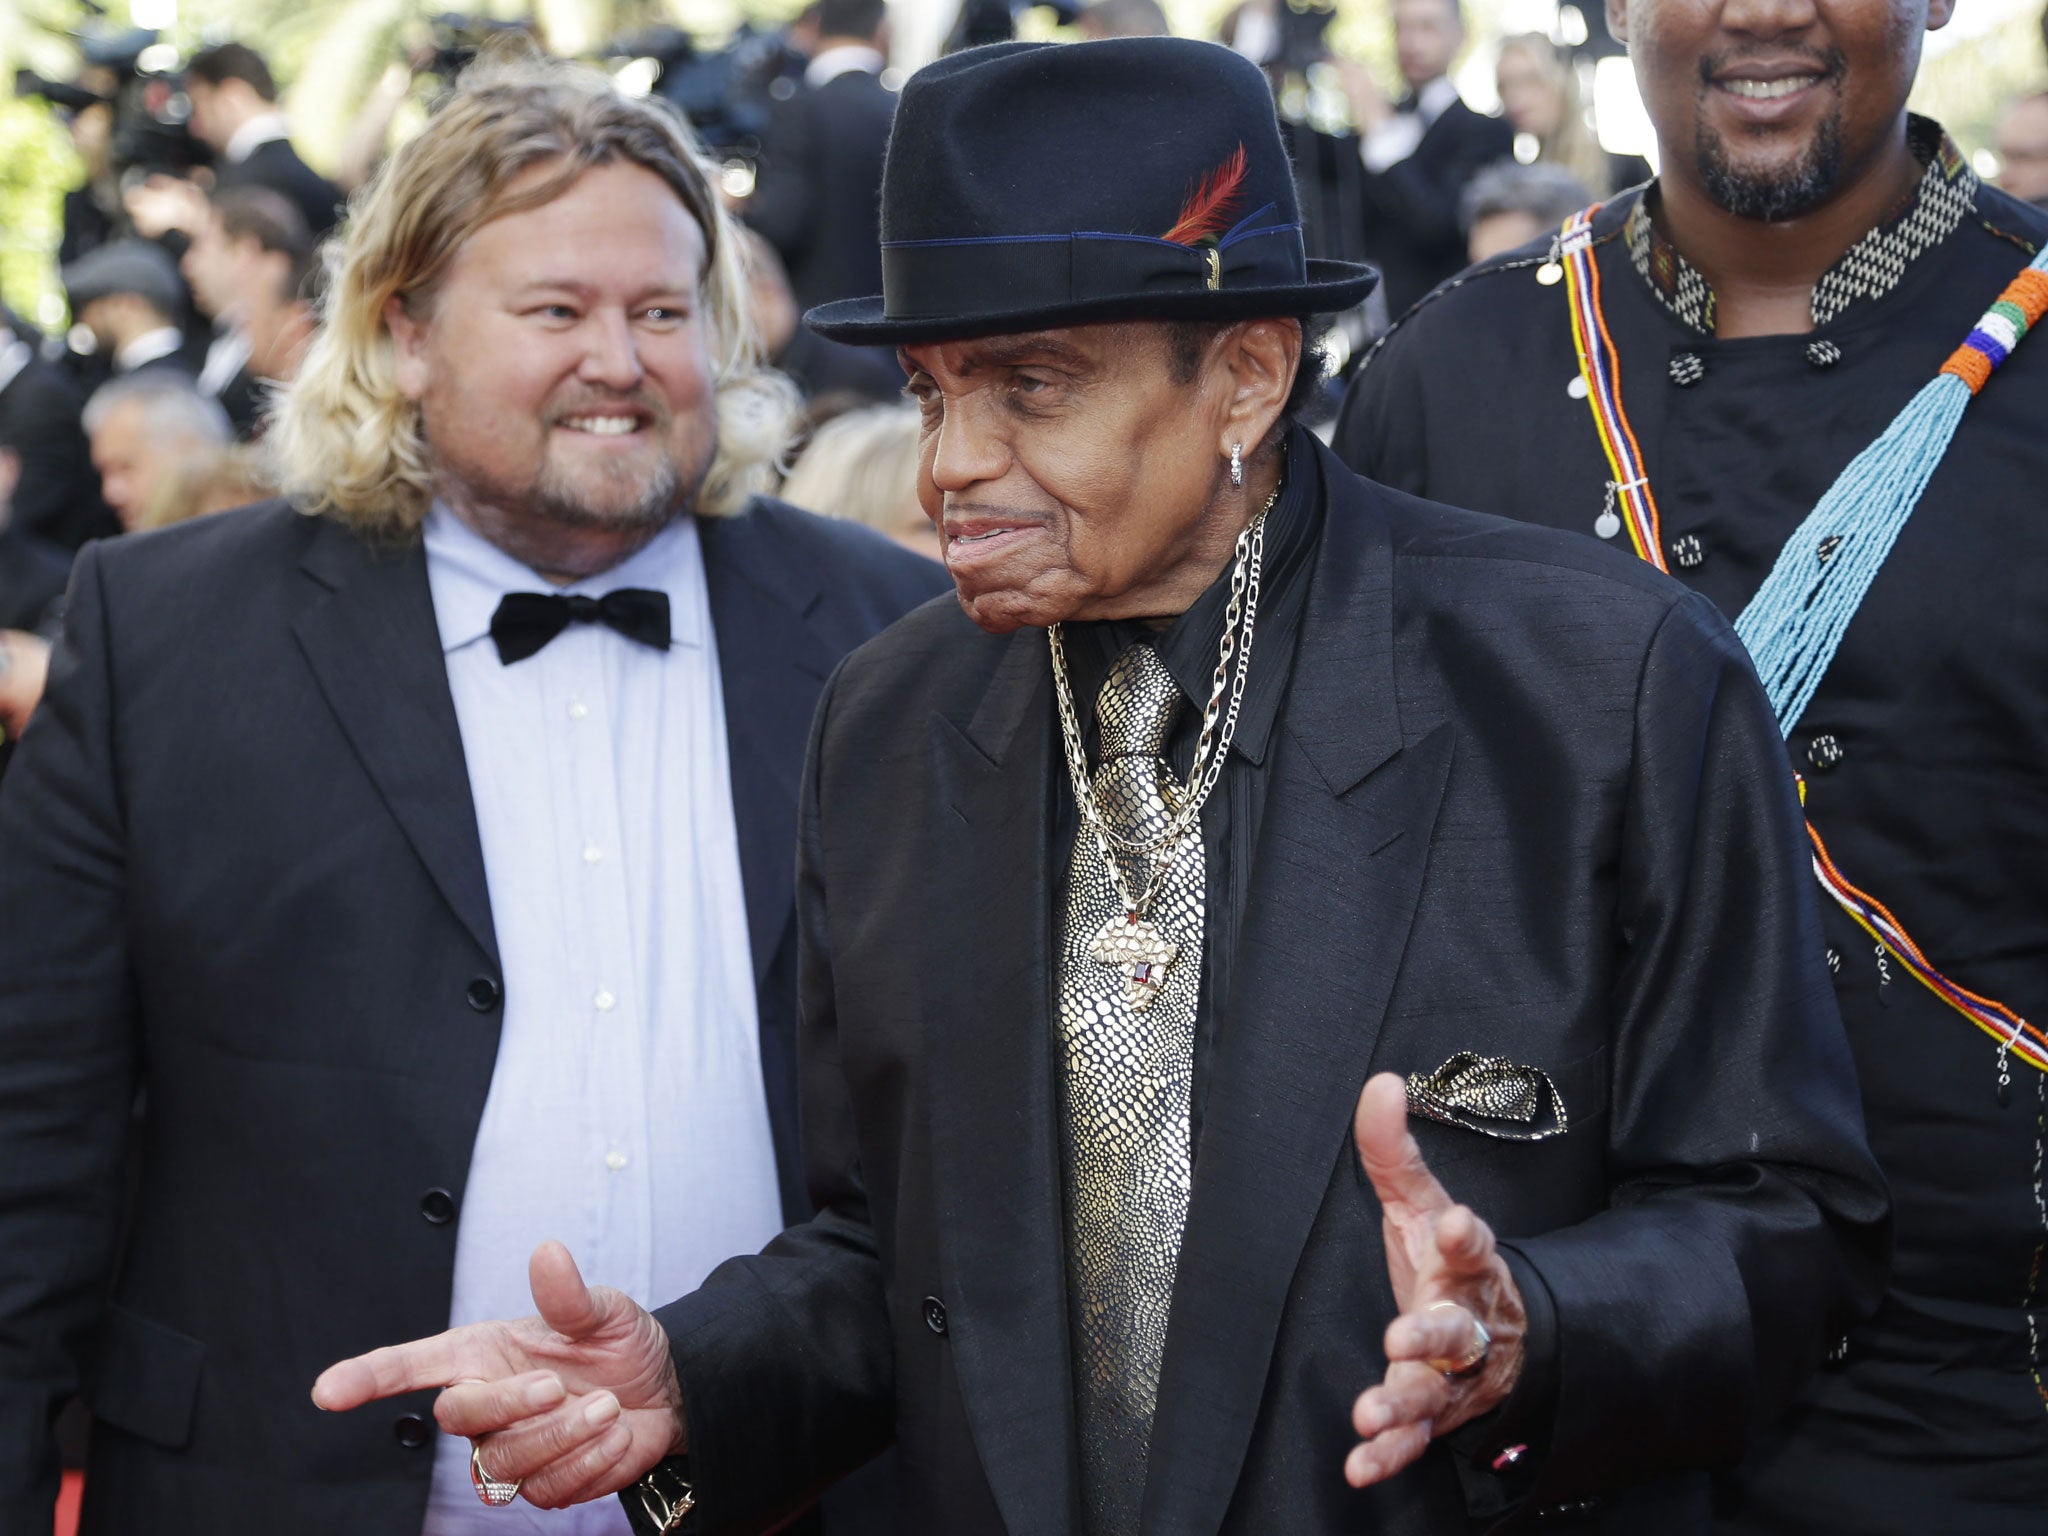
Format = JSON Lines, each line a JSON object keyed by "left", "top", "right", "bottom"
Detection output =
{"left": 778, "top": 404, "right": 939, "bottom": 559}
{"left": 1495, "top": 34, "right": 1649, "bottom": 199}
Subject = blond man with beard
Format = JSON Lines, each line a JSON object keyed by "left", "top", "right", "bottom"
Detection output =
{"left": 0, "top": 53, "right": 940, "bottom": 1536}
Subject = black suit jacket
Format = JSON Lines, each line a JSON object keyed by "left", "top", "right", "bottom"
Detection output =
{"left": 747, "top": 69, "right": 895, "bottom": 313}
{"left": 0, "top": 353, "right": 116, "bottom": 551}
{"left": 639, "top": 444, "right": 1889, "bottom": 1534}
{"left": 1360, "top": 96, "right": 1513, "bottom": 318}
{"left": 213, "top": 138, "right": 344, "bottom": 241}
{"left": 0, "top": 496, "right": 945, "bottom": 1534}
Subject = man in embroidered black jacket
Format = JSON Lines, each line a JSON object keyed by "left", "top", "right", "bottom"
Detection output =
{"left": 1336, "top": 0, "right": 2048, "bottom": 1529}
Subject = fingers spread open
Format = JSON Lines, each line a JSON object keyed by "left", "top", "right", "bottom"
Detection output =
{"left": 1385, "top": 1300, "right": 1482, "bottom": 1365}
{"left": 1432, "top": 1203, "right": 1497, "bottom": 1276}
{"left": 1353, "top": 1073, "right": 1450, "bottom": 1219}
{"left": 1344, "top": 1420, "right": 1433, "bottom": 1488}
{"left": 434, "top": 1371, "right": 566, "bottom": 1439}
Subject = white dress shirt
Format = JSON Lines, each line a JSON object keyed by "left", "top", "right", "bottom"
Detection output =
{"left": 420, "top": 507, "right": 784, "bottom": 1534}
{"left": 222, "top": 111, "right": 292, "bottom": 165}
{"left": 804, "top": 42, "right": 884, "bottom": 87}
{"left": 1360, "top": 74, "right": 1461, "bottom": 173}
{"left": 113, "top": 326, "right": 185, "bottom": 373}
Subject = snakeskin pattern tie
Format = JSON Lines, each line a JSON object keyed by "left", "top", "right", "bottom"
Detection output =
{"left": 1055, "top": 639, "right": 1204, "bottom": 1536}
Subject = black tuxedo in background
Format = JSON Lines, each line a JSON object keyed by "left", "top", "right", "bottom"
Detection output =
{"left": 0, "top": 352, "right": 115, "bottom": 551}
{"left": 0, "top": 495, "right": 945, "bottom": 1534}
{"left": 747, "top": 68, "right": 896, "bottom": 313}
{"left": 635, "top": 443, "right": 1889, "bottom": 1534}
{"left": 1360, "top": 94, "right": 1513, "bottom": 317}
{"left": 214, "top": 138, "right": 345, "bottom": 241}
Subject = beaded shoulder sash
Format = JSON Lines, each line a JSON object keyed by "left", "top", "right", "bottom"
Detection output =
{"left": 1553, "top": 202, "right": 2048, "bottom": 1075}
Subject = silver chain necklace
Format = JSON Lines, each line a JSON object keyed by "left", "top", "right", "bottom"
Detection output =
{"left": 1049, "top": 484, "right": 1276, "bottom": 921}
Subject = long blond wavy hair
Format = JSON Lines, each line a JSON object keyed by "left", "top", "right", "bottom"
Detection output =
{"left": 272, "top": 46, "right": 797, "bottom": 539}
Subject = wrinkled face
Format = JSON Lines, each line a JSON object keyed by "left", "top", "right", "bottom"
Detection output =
{"left": 1496, "top": 45, "right": 1563, "bottom": 139}
{"left": 1613, "top": 0, "right": 1949, "bottom": 222}
{"left": 90, "top": 398, "right": 182, "bottom": 530}
{"left": 1394, "top": 0, "right": 1463, "bottom": 89}
{"left": 899, "top": 323, "right": 1234, "bottom": 633}
{"left": 388, "top": 160, "right": 720, "bottom": 539}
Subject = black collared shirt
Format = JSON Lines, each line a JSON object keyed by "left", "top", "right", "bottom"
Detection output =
{"left": 1055, "top": 423, "right": 1324, "bottom": 1143}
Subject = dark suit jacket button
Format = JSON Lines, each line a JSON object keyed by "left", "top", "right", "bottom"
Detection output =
{"left": 420, "top": 1188, "right": 457, "bottom": 1225}
{"left": 466, "top": 975, "right": 503, "bottom": 1012}
{"left": 393, "top": 1412, "right": 432, "bottom": 1449}
{"left": 923, "top": 1296, "right": 947, "bottom": 1335}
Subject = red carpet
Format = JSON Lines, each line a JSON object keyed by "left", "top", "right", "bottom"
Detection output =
{"left": 55, "top": 1470, "right": 81, "bottom": 1536}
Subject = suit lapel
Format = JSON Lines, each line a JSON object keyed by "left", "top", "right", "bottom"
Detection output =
{"left": 698, "top": 511, "right": 839, "bottom": 986}
{"left": 1142, "top": 463, "right": 1458, "bottom": 1536}
{"left": 925, "top": 630, "right": 1081, "bottom": 1536}
{"left": 291, "top": 518, "right": 497, "bottom": 963}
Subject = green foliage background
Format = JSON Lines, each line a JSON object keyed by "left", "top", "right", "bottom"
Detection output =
{"left": 2, "top": 0, "right": 2043, "bottom": 329}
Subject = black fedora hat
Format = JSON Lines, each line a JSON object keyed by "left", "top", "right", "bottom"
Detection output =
{"left": 805, "top": 37, "right": 1378, "bottom": 345}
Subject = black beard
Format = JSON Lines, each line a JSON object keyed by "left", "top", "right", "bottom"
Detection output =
{"left": 1695, "top": 109, "right": 1844, "bottom": 222}
{"left": 1691, "top": 45, "right": 1848, "bottom": 223}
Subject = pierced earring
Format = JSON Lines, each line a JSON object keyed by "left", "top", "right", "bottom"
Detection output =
{"left": 1229, "top": 442, "right": 1244, "bottom": 488}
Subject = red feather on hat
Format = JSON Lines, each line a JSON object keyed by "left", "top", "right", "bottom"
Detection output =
{"left": 1161, "top": 144, "right": 1248, "bottom": 246}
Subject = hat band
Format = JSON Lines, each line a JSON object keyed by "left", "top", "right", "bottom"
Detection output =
{"left": 879, "top": 222, "right": 1305, "bottom": 322}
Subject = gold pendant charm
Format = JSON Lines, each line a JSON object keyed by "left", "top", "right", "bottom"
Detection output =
{"left": 1090, "top": 912, "right": 1179, "bottom": 1010}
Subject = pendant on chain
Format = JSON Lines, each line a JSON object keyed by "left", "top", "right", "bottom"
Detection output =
{"left": 1090, "top": 911, "right": 1180, "bottom": 1010}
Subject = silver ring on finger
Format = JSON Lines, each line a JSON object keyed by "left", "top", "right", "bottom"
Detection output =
{"left": 471, "top": 1439, "right": 524, "bottom": 1507}
{"left": 1426, "top": 1300, "right": 1491, "bottom": 1380}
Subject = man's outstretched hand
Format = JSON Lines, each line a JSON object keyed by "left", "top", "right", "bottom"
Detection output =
{"left": 312, "top": 1241, "right": 683, "bottom": 1509}
{"left": 1346, "top": 1073, "right": 1527, "bottom": 1489}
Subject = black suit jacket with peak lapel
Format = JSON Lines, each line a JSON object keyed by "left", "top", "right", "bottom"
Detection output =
{"left": 0, "top": 495, "right": 946, "bottom": 1535}
{"left": 637, "top": 442, "right": 1889, "bottom": 1535}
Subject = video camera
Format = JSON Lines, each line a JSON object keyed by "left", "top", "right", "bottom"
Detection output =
{"left": 600, "top": 24, "right": 798, "bottom": 156}
{"left": 13, "top": 20, "right": 205, "bottom": 179}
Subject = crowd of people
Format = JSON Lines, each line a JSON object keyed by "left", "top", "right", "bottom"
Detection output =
{"left": 0, "top": 3, "right": 2045, "bottom": 1536}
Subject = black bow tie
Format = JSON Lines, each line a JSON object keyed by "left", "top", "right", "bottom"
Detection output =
{"left": 488, "top": 589, "right": 672, "bottom": 665}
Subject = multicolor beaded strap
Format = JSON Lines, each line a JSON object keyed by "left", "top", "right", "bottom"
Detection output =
{"left": 1554, "top": 207, "right": 2047, "bottom": 1074}
{"left": 1556, "top": 204, "right": 1668, "bottom": 572}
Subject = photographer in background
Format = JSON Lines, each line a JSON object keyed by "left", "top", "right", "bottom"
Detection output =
{"left": 744, "top": 0, "right": 895, "bottom": 315}
{"left": 183, "top": 42, "right": 344, "bottom": 239}
{"left": 1335, "top": 0, "right": 1512, "bottom": 315}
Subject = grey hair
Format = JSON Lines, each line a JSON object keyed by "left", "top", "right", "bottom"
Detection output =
{"left": 1460, "top": 160, "right": 1595, "bottom": 234}
{"left": 83, "top": 375, "right": 234, "bottom": 446}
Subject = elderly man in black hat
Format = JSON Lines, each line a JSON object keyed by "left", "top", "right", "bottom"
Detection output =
{"left": 314, "top": 39, "right": 1886, "bottom": 1534}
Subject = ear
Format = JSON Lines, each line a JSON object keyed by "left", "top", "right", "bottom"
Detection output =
{"left": 382, "top": 295, "right": 430, "bottom": 402}
{"left": 1606, "top": 0, "right": 1630, "bottom": 47}
{"left": 1925, "top": 0, "right": 1955, "bottom": 30}
{"left": 0, "top": 447, "right": 20, "bottom": 522}
{"left": 1215, "top": 317, "right": 1303, "bottom": 461}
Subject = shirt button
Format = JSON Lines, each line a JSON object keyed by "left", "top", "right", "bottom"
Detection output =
{"left": 1566, "top": 374, "right": 1589, "bottom": 400}
{"left": 923, "top": 1295, "right": 948, "bottom": 1335}
{"left": 567, "top": 700, "right": 589, "bottom": 720}
{"left": 605, "top": 1149, "right": 629, "bottom": 1171}
{"left": 594, "top": 989, "right": 616, "bottom": 1012}
{"left": 1807, "top": 339, "right": 1843, "bottom": 369}
{"left": 466, "top": 975, "right": 502, "bottom": 1013}
{"left": 419, "top": 1188, "right": 456, "bottom": 1225}
{"left": 582, "top": 843, "right": 603, "bottom": 865}
{"left": 1669, "top": 534, "right": 1705, "bottom": 569}
{"left": 1669, "top": 352, "right": 1706, "bottom": 387}
{"left": 1808, "top": 734, "right": 1844, "bottom": 771}
{"left": 393, "top": 1412, "right": 432, "bottom": 1449}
